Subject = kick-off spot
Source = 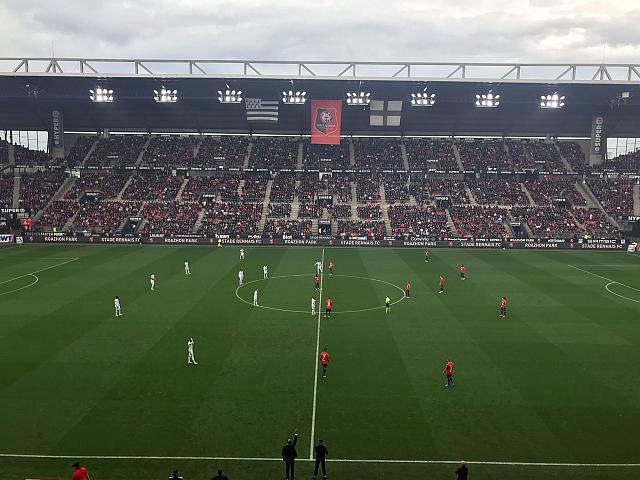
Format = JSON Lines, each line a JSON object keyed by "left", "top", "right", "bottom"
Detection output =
{"left": 235, "top": 273, "right": 406, "bottom": 314}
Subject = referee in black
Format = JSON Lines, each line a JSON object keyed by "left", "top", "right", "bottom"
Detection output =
{"left": 282, "top": 429, "right": 298, "bottom": 479}
{"left": 313, "top": 439, "right": 328, "bottom": 479}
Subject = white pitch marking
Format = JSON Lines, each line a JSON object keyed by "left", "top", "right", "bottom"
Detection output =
{"left": 309, "top": 248, "right": 324, "bottom": 459}
{"left": 0, "top": 274, "right": 39, "bottom": 297}
{"left": 0, "top": 453, "right": 638, "bottom": 467}
{"left": 0, "top": 257, "right": 78, "bottom": 295}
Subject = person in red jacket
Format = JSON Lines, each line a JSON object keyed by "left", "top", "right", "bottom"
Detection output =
{"left": 500, "top": 296, "right": 507, "bottom": 318}
{"left": 405, "top": 281, "right": 411, "bottom": 298}
{"left": 329, "top": 261, "right": 334, "bottom": 275}
{"left": 443, "top": 360, "right": 455, "bottom": 386}
{"left": 324, "top": 297, "right": 333, "bottom": 317}
{"left": 71, "top": 463, "right": 88, "bottom": 480}
{"left": 314, "top": 274, "right": 320, "bottom": 290}
{"left": 439, "top": 275, "right": 445, "bottom": 294}
{"left": 320, "top": 348, "right": 329, "bottom": 378}
{"left": 460, "top": 264, "right": 465, "bottom": 280}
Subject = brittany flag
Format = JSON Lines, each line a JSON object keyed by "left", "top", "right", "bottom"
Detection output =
{"left": 245, "top": 98, "right": 279, "bottom": 123}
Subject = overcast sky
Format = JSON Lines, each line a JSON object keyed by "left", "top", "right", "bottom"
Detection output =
{"left": 1, "top": 0, "right": 638, "bottom": 65}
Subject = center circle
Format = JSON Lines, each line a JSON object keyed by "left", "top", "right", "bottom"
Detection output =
{"left": 235, "top": 273, "right": 406, "bottom": 314}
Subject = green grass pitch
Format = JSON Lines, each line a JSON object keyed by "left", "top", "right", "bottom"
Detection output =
{"left": 1, "top": 245, "right": 640, "bottom": 480}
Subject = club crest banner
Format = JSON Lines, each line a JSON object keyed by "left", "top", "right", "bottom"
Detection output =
{"left": 311, "top": 100, "right": 342, "bottom": 145}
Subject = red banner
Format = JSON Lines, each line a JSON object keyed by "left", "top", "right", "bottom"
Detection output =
{"left": 311, "top": 100, "right": 342, "bottom": 145}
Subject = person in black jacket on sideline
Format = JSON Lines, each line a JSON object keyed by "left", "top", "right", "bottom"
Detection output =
{"left": 456, "top": 460, "right": 468, "bottom": 479}
{"left": 282, "top": 429, "right": 299, "bottom": 479}
{"left": 313, "top": 439, "right": 328, "bottom": 479}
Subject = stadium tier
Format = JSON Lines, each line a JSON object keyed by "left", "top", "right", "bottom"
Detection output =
{"left": 0, "top": 134, "right": 637, "bottom": 247}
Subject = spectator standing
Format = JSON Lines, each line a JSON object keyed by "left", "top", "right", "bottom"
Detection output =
{"left": 313, "top": 439, "right": 328, "bottom": 479}
{"left": 169, "top": 470, "right": 183, "bottom": 480}
{"left": 282, "top": 429, "right": 299, "bottom": 479}
{"left": 212, "top": 469, "right": 228, "bottom": 480}
{"left": 456, "top": 461, "right": 469, "bottom": 479}
{"left": 71, "top": 463, "right": 88, "bottom": 480}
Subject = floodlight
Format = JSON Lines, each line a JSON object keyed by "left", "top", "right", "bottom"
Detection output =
{"left": 154, "top": 87, "right": 178, "bottom": 103}
{"left": 410, "top": 92, "right": 436, "bottom": 106}
{"left": 89, "top": 86, "right": 114, "bottom": 103}
{"left": 218, "top": 88, "right": 243, "bottom": 103}
{"left": 540, "top": 92, "right": 565, "bottom": 109}
{"left": 474, "top": 92, "right": 500, "bottom": 108}
{"left": 346, "top": 92, "right": 371, "bottom": 105}
{"left": 282, "top": 90, "right": 307, "bottom": 104}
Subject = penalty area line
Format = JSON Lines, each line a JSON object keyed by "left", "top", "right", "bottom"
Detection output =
{"left": 0, "top": 453, "right": 638, "bottom": 467}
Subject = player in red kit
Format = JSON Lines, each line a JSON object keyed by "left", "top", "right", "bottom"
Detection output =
{"left": 439, "top": 275, "right": 444, "bottom": 293}
{"left": 425, "top": 249, "right": 430, "bottom": 262}
{"left": 324, "top": 297, "right": 333, "bottom": 317}
{"left": 500, "top": 296, "right": 507, "bottom": 318}
{"left": 443, "top": 360, "right": 455, "bottom": 386}
{"left": 460, "top": 264, "right": 465, "bottom": 280}
{"left": 405, "top": 281, "right": 411, "bottom": 298}
{"left": 320, "top": 348, "right": 329, "bottom": 378}
{"left": 329, "top": 261, "right": 334, "bottom": 275}
{"left": 314, "top": 274, "right": 320, "bottom": 290}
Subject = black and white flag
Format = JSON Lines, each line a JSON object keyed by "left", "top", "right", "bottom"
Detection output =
{"left": 245, "top": 98, "right": 279, "bottom": 123}
{"left": 370, "top": 100, "right": 403, "bottom": 127}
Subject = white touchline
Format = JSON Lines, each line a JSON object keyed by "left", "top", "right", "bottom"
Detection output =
{"left": 0, "top": 453, "right": 638, "bottom": 467}
{"left": 309, "top": 247, "right": 324, "bottom": 460}
{"left": 568, "top": 264, "right": 640, "bottom": 292}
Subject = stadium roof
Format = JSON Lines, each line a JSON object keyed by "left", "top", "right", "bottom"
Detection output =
{"left": 0, "top": 58, "right": 639, "bottom": 137}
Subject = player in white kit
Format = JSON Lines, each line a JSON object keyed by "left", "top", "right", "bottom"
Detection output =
{"left": 238, "top": 270, "right": 244, "bottom": 286}
{"left": 262, "top": 265, "right": 268, "bottom": 279}
{"left": 184, "top": 260, "right": 191, "bottom": 275}
{"left": 187, "top": 338, "right": 198, "bottom": 365}
{"left": 240, "top": 248, "right": 245, "bottom": 260}
{"left": 150, "top": 274, "right": 155, "bottom": 291}
{"left": 114, "top": 296, "right": 122, "bottom": 316}
{"left": 311, "top": 297, "right": 316, "bottom": 315}
{"left": 253, "top": 289, "right": 259, "bottom": 306}
{"left": 314, "top": 261, "right": 323, "bottom": 274}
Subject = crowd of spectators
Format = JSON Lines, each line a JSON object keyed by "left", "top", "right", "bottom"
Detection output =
{"left": 572, "top": 208, "right": 620, "bottom": 238}
{"left": 328, "top": 176, "right": 352, "bottom": 203}
{"left": 603, "top": 150, "right": 640, "bottom": 173}
{"left": 269, "top": 172, "right": 296, "bottom": 202}
{"left": 328, "top": 204, "right": 352, "bottom": 219}
{"left": 383, "top": 174, "right": 410, "bottom": 203}
{"left": 524, "top": 177, "right": 586, "bottom": 206}
{"left": 140, "top": 202, "right": 200, "bottom": 235}
{"left": 264, "top": 220, "right": 313, "bottom": 236}
{"left": 249, "top": 137, "right": 298, "bottom": 169}
{"left": 405, "top": 139, "right": 458, "bottom": 171}
{"left": 182, "top": 175, "right": 241, "bottom": 202}
{"left": 353, "top": 138, "right": 403, "bottom": 169}
{"left": 303, "top": 140, "right": 351, "bottom": 168}
{"left": 37, "top": 201, "right": 79, "bottom": 231}
{"left": 198, "top": 136, "right": 248, "bottom": 168}
{"left": 337, "top": 220, "right": 385, "bottom": 239}
{"left": 469, "top": 179, "right": 529, "bottom": 205}
{"left": 0, "top": 175, "right": 14, "bottom": 208}
{"left": 558, "top": 142, "right": 587, "bottom": 173}
{"left": 241, "top": 173, "right": 269, "bottom": 201}
{"left": 457, "top": 139, "right": 511, "bottom": 171}
{"left": 267, "top": 203, "right": 291, "bottom": 218}
{"left": 511, "top": 206, "right": 582, "bottom": 238}
{"left": 66, "top": 171, "right": 130, "bottom": 200}
{"left": 587, "top": 178, "right": 634, "bottom": 218}
{"left": 450, "top": 206, "right": 507, "bottom": 238}
{"left": 298, "top": 203, "right": 322, "bottom": 218}
{"left": 14, "top": 145, "right": 53, "bottom": 166}
{"left": 19, "top": 170, "right": 67, "bottom": 211}
{"left": 199, "top": 202, "right": 261, "bottom": 236}
{"left": 357, "top": 205, "right": 381, "bottom": 219}
{"left": 409, "top": 178, "right": 469, "bottom": 205}
{"left": 505, "top": 139, "right": 529, "bottom": 171}
{"left": 297, "top": 174, "right": 324, "bottom": 202}
{"left": 86, "top": 135, "right": 147, "bottom": 168}
{"left": 525, "top": 140, "right": 565, "bottom": 172}
{"left": 64, "top": 136, "right": 97, "bottom": 166}
{"left": 142, "top": 136, "right": 196, "bottom": 167}
{"left": 0, "top": 139, "right": 8, "bottom": 164}
{"left": 122, "top": 173, "right": 183, "bottom": 201}
{"left": 356, "top": 177, "right": 381, "bottom": 203}
{"left": 388, "top": 205, "right": 450, "bottom": 237}
{"left": 73, "top": 201, "right": 140, "bottom": 234}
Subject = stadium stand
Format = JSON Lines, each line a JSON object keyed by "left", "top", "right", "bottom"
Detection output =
{"left": 122, "top": 173, "right": 183, "bottom": 201}
{"left": 64, "top": 136, "right": 96, "bottom": 166}
{"left": 86, "top": 135, "right": 146, "bottom": 168}
{"left": 511, "top": 206, "right": 582, "bottom": 238}
{"left": 353, "top": 138, "right": 403, "bottom": 169}
{"left": 450, "top": 206, "right": 508, "bottom": 238}
{"left": 142, "top": 136, "right": 196, "bottom": 167}
{"left": 14, "top": 144, "right": 53, "bottom": 166}
{"left": 405, "top": 138, "right": 458, "bottom": 171}
{"left": 140, "top": 202, "right": 200, "bottom": 235}
{"left": 199, "top": 202, "right": 262, "bottom": 236}
{"left": 0, "top": 175, "right": 14, "bottom": 208}
{"left": 19, "top": 170, "right": 66, "bottom": 211}
{"left": 303, "top": 140, "right": 350, "bottom": 168}
{"left": 66, "top": 171, "right": 130, "bottom": 200}
{"left": 249, "top": 136, "right": 298, "bottom": 168}
{"left": 73, "top": 201, "right": 140, "bottom": 234}
{"left": 197, "top": 136, "right": 248, "bottom": 168}
{"left": 586, "top": 178, "right": 634, "bottom": 218}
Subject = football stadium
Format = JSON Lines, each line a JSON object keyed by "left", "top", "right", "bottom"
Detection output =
{"left": 1, "top": 53, "right": 640, "bottom": 480}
